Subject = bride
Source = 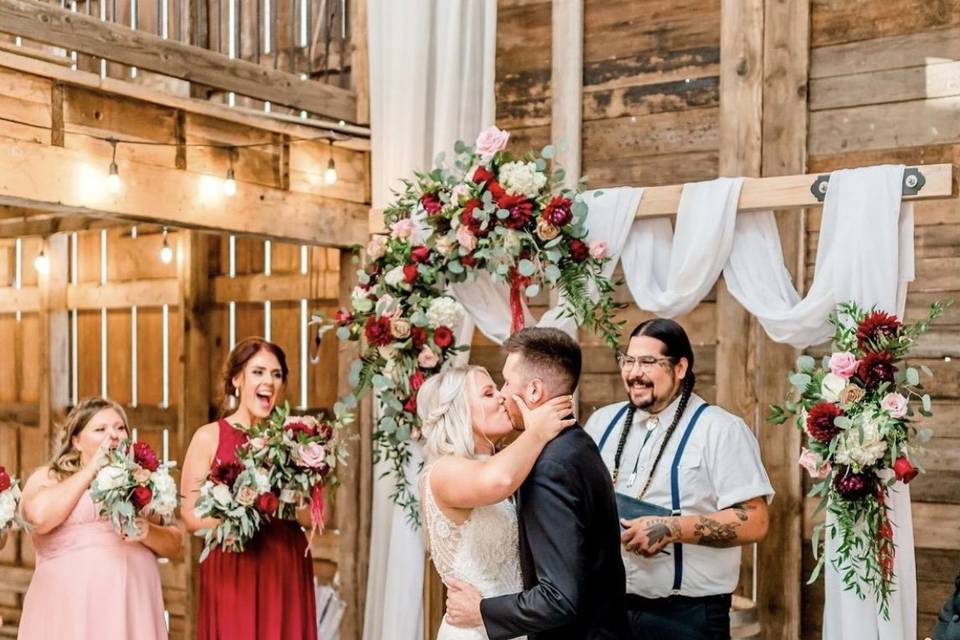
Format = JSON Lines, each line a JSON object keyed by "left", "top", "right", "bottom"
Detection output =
{"left": 418, "top": 365, "right": 574, "bottom": 640}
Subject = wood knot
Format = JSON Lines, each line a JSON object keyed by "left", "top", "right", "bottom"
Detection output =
{"left": 736, "top": 59, "right": 749, "bottom": 76}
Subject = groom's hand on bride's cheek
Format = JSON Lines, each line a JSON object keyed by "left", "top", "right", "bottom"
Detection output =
{"left": 445, "top": 577, "right": 483, "bottom": 628}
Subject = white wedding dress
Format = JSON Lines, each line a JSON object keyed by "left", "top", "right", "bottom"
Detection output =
{"left": 422, "top": 465, "right": 525, "bottom": 640}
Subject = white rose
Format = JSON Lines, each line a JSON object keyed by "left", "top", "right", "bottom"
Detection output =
{"left": 252, "top": 470, "right": 272, "bottom": 494}
{"left": 376, "top": 294, "right": 398, "bottom": 317}
{"left": 95, "top": 465, "right": 128, "bottom": 492}
{"left": 426, "top": 297, "right": 465, "bottom": 329}
{"left": 384, "top": 265, "right": 409, "bottom": 289}
{"left": 211, "top": 483, "right": 233, "bottom": 507}
{"left": 435, "top": 235, "right": 455, "bottom": 255}
{"left": 820, "top": 373, "right": 847, "bottom": 403}
{"left": 366, "top": 235, "right": 388, "bottom": 260}
{"left": 499, "top": 161, "right": 547, "bottom": 199}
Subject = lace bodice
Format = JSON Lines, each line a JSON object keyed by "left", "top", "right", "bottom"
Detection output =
{"left": 422, "top": 466, "right": 524, "bottom": 640}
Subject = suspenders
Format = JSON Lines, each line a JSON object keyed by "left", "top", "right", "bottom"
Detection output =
{"left": 598, "top": 401, "right": 711, "bottom": 595}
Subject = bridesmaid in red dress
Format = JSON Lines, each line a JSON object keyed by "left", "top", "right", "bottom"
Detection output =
{"left": 181, "top": 337, "right": 317, "bottom": 640}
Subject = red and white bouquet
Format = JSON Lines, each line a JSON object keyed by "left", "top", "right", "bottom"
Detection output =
{"left": 0, "top": 465, "right": 24, "bottom": 531}
{"left": 90, "top": 440, "right": 178, "bottom": 538}
{"left": 194, "top": 458, "right": 275, "bottom": 561}
{"left": 770, "top": 300, "right": 950, "bottom": 616}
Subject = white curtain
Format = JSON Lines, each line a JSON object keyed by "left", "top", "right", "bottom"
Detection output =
{"left": 364, "top": 3, "right": 497, "bottom": 640}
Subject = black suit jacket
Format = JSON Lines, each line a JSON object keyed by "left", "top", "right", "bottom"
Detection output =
{"left": 479, "top": 426, "right": 627, "bottom": 640}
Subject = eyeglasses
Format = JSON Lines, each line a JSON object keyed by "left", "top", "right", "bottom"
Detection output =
{"left": 616, "top": 353, "right": 674, "bottom": 372}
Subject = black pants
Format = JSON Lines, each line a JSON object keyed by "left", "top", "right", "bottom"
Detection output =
{"left": 625, "top": 593, "right": 731, "bottom": 640}
{"left": 931, "top": 575, "right": 960, "bottom": 640}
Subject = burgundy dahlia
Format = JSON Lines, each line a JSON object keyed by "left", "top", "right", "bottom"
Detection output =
{"left": 833, "top": 468, "right": 877, "bottom": 501}
{"left": 460, "top": 199, "right": 490, "bottom": 237}
{"left": 856, "top": 351, "right": 896, "bottom": 389}
{"left": 543, "top": 196, "right": 573, "bottom": 227}
{"left": 410, "top": 326, "right": 429, "bottom": 350}
{"left": 569, "top": 239, "right": 589, "bottom": 262}
{"left": 805, "top": 402, "right": 843, "bottom": 443}
{"left": 420, "top": 193, "right": 443, "bottom": 215}
{"left": 211, "top": 460, "right": 243, "bottom": 487}
{"left": 133, "top": 441, "right": 161, "bottom": 472}
{"left": 497, "top": 194, "right": 534, "bottom": 230}
{"left": 856, "top": 311, "right": 901, "bottom": 351}
{"left": 364, "top": 315, "right": 393, "bottom": 346}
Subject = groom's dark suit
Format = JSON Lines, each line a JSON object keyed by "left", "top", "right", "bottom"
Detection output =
{"left": 480, "top": 425, "right": 627, "bottom": 639}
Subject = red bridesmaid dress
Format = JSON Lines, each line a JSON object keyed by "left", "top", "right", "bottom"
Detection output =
{"left": 197, "top": 419, "right": 318, "bottom": 640}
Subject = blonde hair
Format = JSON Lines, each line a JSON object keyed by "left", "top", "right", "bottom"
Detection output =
{"left": 49, "top": 397, "right": 128, "bottom": 480}
{"left": 417, "top": 365, "right": 488, "bottom": 465}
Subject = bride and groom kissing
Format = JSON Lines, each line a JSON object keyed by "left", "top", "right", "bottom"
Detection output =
{"left": 418, "top": 327, "right": 624, "bottom": 640}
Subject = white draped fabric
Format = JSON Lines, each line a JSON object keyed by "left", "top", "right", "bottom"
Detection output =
{"left": 364, "top": 3, "right": 497, "bottom": 639}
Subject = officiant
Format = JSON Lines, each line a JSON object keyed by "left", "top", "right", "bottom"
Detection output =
{"left": 584, "top": 318, "right": 774, "bottom": 640}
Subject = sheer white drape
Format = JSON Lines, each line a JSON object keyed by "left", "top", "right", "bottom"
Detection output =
{"left": 364, "top": 3, "right": 497, "bottom": 639}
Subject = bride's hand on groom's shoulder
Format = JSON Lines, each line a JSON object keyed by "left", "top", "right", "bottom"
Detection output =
{"left": 445, "top": 577, "right": 483, "bottom": 628}
{"left": 515, "top": 395, "right": 576, "bottom": 443}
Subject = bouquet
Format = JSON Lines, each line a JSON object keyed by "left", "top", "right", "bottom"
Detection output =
{"left": 194, "top": 458, "right": 276, "bottom": 561}
{"left": 90, "top": 440, "right": 178, "bottom": 538}
{"left": 0, "top": 465, "right": 24, "bottom": 532}
{"left": 770, "top": 300, "right": 950, "bottom": 616}
{"left": 323, "top": 125, "right": 622, "bottom": 522}
{"left": 240, "top": 404, "right": 346, "bottom": 534}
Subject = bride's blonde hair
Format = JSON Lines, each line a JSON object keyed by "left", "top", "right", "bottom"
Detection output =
{"left": 417, "top": 365, "right": 488, "bottom": 465}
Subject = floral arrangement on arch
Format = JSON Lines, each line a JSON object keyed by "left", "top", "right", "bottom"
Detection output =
{"left": 769, "top": 300, "right": 950, "bottom": 617}
{"left": 321, "top": 126, "right": 622, "bottom": 523}
{"left": 0, "top": 465, "right": 24, "bottom": 533}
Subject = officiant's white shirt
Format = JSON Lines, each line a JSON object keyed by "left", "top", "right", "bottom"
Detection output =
{"left": 584, "top": 393, "right": 774, "bottom": 599}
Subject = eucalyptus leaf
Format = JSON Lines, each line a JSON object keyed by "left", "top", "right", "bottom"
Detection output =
{"left": 796, "top": 355, "right": 815, "bottom": 373}
{"left": 380, "top": 416, "right": 398, "bottom": 434}
{"left": 833, "top": 416, "right": 853, "bottom": 429}
{"left": 518, "top": 259, "right": 536, "bottom": 277}
{"left": 448, "top": 261, "right": 465, "bottom": 274}
{"left": 789, "top": 372, "right": 812, "bottom": 390}
{"left": 545, "top": 265, "right": 562, "bottom": 283}
{"left": 411, "top": 311, "right": 429, "bottom": 326}
{"left": 922, "top": 393, "right": 932, "bottom": 412}
{"left": 372, "top": 374, "right": 393, "bottom": 390}
{"left": 534, "top": 158, "right": 547, "bottom": 171}
{"left": 525, "top": 283, "right": 541, "bottom": 298}
{"left": 541, "top": 144, "right": 555, "bottom": 159}
{"left": 917, "top": 428, "right": 934, "bottom": 443}
{"left": 336, "top": 326, "right": 351, "bottom": 341}
{"left": 353, "top": 298, "right": 373, "bottom": 313}
{"left": 496, "top": 208, "right": 510, "bottom": 220}
{"left": 906, "top": 367, "right": 920, "bottom": 386}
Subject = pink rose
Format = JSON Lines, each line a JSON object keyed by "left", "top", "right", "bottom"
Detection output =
{"left": 390, "top": 219, "right": 416, "bottom": 240}
{"left": 236, "top": 484, "right": 258, "bottom": 507}
{"left": 133, "top": 468, "right": 151, "bottom": 484}
{"left": 249, "top": 436, "right": 267, "bottom": 451}
{"left": 456, "top": 225, "right": 477, "bottom": 252}
{"left": 881, "top": 392, "right": 908, "bottom": 418}
{"left": 366, "top": 234, "right": 388, "bottom": 260}
{"left": 296, "top": 442, "right": 327, "bottom": 469}
{"left": 475, "top": 126, "right": 510, "bottom": 160}
{"left": 798, "top": 447, "right": 831, "bottom": 480}
{"left": 589, "top": 241, "right": 607, "bottom": 260}
{"left": 418, "top": 346, "right": 440, "bottom": 369}
{"left": 450, "top": 183, "right": 471, "bottom": 205}
{"left": 828, "top": 351, "right": 859, "bottom": 379}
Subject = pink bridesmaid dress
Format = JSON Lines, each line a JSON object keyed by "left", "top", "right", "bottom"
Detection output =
{"left": 17, "top": 490, "right": 168, "bottom": 640}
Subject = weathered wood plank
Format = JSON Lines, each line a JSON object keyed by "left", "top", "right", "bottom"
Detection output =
{"left": 211, "top": 273, "right": 338, "bottom": 304}
{"left": 811, "top": 0, "right": 960, "bottom": 48}
{"left": 811, "top": 26, "right": 960, "bottom": 79}
{"left": 810, "top": 60, "right": 960, "bottom": 111}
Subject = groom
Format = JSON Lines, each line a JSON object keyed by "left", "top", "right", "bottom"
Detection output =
{"left": 446, "top": 328, "right": 627, "bottom": 639}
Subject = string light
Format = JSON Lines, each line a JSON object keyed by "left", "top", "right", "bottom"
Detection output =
{"left": 106, "top": 138, "right": 122, "bottom": 194}
{"left": 223, "top": 147, "right": 237, "bottom": 196}
{"left": 159, "top": 227, "right": 173, "bottom": 264}
{"left": 324, "top": 140, "right": 337, "bottom": 185}
{"left": 34, "top": 249, "right": 49, "bottom": 274}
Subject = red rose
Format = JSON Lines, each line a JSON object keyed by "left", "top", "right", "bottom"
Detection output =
{"left": 411, "top": 246, "right": 431, "bottom": 263}
{"left": 472, "top": 167, "right": 495, "bottom": 184}
{"left": 893, "top": 456, "right": 919, "bottom": 484}
{"left": 285, "top": 420, "right": 316, "bottom": 438}
{"left": 403, "top": 395, "right": 418, "bottom": 414}
{"left": 211, "top": 460, "right": 244, "bottom": 487}
{"left": 411, "top": 326, "right": 428, "bottom": 350}
{"left": 856, "top": 311, "right": 901, "bottom": 351}
{"left": 133, "top": 441, "right": 161, "bottom": 472}
{"left": 857, "top": 351, "right": 896, "bottom": 389}
{"left": 420, "top": 192, "right": 443, "bottom": 215}
{"left": 805, "top": 402, "right": 843, "bottom": 443}
{"left": 433, "top": 325, "right": 454, "bottom": 349}
{"left": 461, "top": 253, "right": 476, "bottom": 268}
{"left": 255, "top": 492, "right": 279, "bottom": 515}
{"left": 131, "top": 485, "right": 153, "bottom": 509}
{"left": 403, "top": 264, "right": 419, "bottom": 284}
{"left": 410, "top": 369, "right": 426, "bottom": 392}
{"left": 543, "top": 196, "right": 573, "bottom": 227}
{"left": 0, "top": 467, "right": 10, "bottom": 492}
{"left": 364, "top": 315, "right": 393, "bottom": 346}
{"left": 335, "top": 309, "right": 353, "bottom": 326}
{"left": 496, "top": 194, "right": 534, "bottom": 230}
{"left": 316, "top": 422, "right": 335, "bottom": 442}
{"left": 569, "top": 239, "right": 589, "bottom": 261}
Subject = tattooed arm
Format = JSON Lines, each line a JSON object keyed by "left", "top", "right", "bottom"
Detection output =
{"left": 620, "top": 496, "right": 769, "bottom": 556}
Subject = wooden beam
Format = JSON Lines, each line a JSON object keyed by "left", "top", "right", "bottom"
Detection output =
{"left": 0, "top": 402, "right": 38, "bottom": 427}
{"left": 0, "top": 51, "right": 370, "bottom": 152}
{"left": 0, "top": 0, "right": 357, "bottom": 123}
{"left": 66, "top": 280, "right": 180, "bottom": 310}
{"left": 0, "top": 287, "right": 38, "bottom": 313}
{"left": 350, "top": 0, "right": 370, "bottom": 126}
{"left": 211, "top": 273, "right": 338, "bottom": 304}
{"left": 37, "top": 233, "right": 69, "bottom": 466}
{"left": 550, "top": 0, "right": 582, "bottom": 187}
{"left": 0, "top": 137, "right": 369, "bottom": 246}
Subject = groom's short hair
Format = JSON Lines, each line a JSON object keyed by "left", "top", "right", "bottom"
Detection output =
{"left": 503, "top": 327, "right": 581, "bottom": 396}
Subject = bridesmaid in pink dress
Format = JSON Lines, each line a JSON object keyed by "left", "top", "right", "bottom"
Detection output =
{"left": 17, "top": 397, "right": 183, "bottom": 640}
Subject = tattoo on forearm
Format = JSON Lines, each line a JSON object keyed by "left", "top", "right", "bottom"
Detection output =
{"left": 644, "top": 518, "right": 680, "bottom": 547}
{"left": 731, "top": 501, "right": 752, "bottom": 522}
{"left": 693, "top": 516, "right": 740, "bottom": 547}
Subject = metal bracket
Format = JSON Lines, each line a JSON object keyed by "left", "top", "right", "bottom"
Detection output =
{"left": 809, "top": 167, "right": 927, "bottom": 202}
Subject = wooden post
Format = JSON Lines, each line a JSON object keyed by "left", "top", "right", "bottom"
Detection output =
{"left": 176, "top": 230, "right": 213, "bottom": 640}
{"left": 336, "top": 248, "right": 372, "bottom": 640}
{"left": 755, "top": 0, "right": 810, "bottom": 637}
{"left": 717, "top": 0, "right": 764, "bottom": 605}
{"left": 37, "top": 233, "right": 69, "bottom": 455}
{"left": 550, "top": 0, "right": 582, "bottom": 187}
{"left": 351, "top": 0, "right": 370, "bottom": 126}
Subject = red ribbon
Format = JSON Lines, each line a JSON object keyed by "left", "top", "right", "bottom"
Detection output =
{"left": 304, "top": 482, "right": 326, "bottom": 557}
{"left": 509, "top": 268, "right": 528, "bottom": 334}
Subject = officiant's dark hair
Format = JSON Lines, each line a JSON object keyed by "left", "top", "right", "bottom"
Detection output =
{"left": 629, "top": 318, "right": 696, "bottom": 391}
{"left": 503, "top": 327, "right": 581, "bottom": 395}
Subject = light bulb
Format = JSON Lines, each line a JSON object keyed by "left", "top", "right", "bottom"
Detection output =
{"left": 324, "top": 157, "right": 337, "bottom": 185}
{"left": 106, "top": 161, "right": 122, "bottom": 194}
{"left": 160, "top": 228, "right": 173, "bottom": 264}
{"left": 34, "top": 251, "right": 49, "bottom": 274}
{"left": 223, "top": 167, "right": 237, "bottom": 196}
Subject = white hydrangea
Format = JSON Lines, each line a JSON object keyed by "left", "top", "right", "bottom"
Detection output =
{"left": 94, "top": 465, "right": 127, "bottom": 491}
{"left": 499, "top": 161, "right": 547, "bottom": 199}
{"left": 0, "top": 491, "right": 16, "bottom": 526}
{"left": 384, "top": 265, "right": 408, "bottom": 289}
{"left": 834, "top": 412, "right": 888, "bottom": 469}
{"left": 426, "top": 297, "right": 465, "bottom": 329}
{"left": 149, "top": 470, "right": 178, "bottom": 519}
{"left": 252, "top": 469, "right": 271, "bottom": 494}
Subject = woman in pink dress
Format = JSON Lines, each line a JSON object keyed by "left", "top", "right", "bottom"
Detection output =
{"left": 17, "top": 397, "right": 183, "bottom": 640}
{"left": 181, "top": 337, "right": 317, "bottom": 640}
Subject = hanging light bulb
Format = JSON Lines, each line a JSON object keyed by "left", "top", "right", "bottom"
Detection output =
{"left": 324, "top": 140, "right": 337, "bottom": 185}
{"left": 34, "top": 249, "right": 49, "bottom": 274}
{"left": 106, "top": 139, "right": 122, "bottom": 194}
{"left": 159, "top": 227, "right": 173, "bottom": 264}
{"left": 223, "top": 147, "right": 237, "bottom": 196}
